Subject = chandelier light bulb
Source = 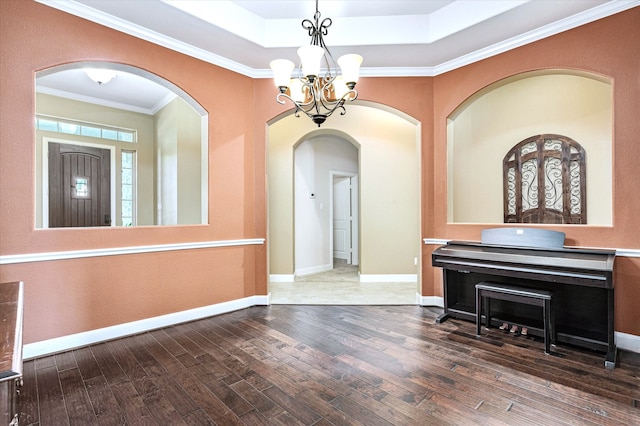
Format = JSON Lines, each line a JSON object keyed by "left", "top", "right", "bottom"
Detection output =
{"left": 289, "top": 79, "right": 306, "bottom": 102}
{"left": 332, "top": 76, "right": 349, "bottom": 99}
{"left": 297, "top": 45, "right": 324, "bottom": 80}
{"left": 269, "top": 59, "right": 295, "bottom": 92}
{"left": 338, "top": 54, "right": 363, "bottom": 88}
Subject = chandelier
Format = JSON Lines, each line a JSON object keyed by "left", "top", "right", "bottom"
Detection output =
{"left": 269, "top": 0, "right": 363, "bottom": 127}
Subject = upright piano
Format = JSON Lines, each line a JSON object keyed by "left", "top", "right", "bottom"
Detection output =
{"left": 431, "top": 228, "right": 616, "bottom": 368}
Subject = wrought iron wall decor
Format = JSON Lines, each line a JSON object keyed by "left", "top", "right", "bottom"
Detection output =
{"left": 503, "top": 134, "right": 586, "bottom": 224}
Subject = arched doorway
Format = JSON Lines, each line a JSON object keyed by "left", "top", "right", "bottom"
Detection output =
{"left": 294, "top": 134, "right": 359, "bottom": 276}
{"left": 267, "top": 102, "right": 421, "bottom": 303}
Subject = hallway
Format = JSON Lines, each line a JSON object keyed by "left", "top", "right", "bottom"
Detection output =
{"left": 269, "top": 261, "right": 418, "bottom": 305}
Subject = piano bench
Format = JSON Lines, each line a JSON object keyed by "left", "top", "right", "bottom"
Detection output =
{"left": 475, "top": 281, "right": 555, "bottom": 354}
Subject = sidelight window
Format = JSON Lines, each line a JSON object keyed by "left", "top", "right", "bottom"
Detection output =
{"left": 121, "top": 150, "right": 136, "bottom": 226}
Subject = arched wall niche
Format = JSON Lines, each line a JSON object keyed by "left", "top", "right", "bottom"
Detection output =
{"left": 35, "top": 61, "right": 208, "bottom": 228}
{"left": 446, "top": 69, "right": 613, "bottom": 225}
{"left": 267, "top": 102, "right": 421, "bottom": 282}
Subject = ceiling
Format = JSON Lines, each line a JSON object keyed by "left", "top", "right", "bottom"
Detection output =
{"left": 34, "top": 0, "right": 638, "bottom": 112}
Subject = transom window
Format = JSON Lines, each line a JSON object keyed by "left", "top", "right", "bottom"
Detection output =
{"left": 36, "top": 115, "right": 136, "bottom": 143}
{"left": 503, "top": 134, "right": 586, "bottom": 224}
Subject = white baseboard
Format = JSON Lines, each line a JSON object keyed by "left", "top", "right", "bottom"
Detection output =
{"left": 269, "top": 274, "right": 295, "bottom": 282}
{"left": 615, "top": 331, "right": 640, "bottom": 354}
{"left": 295, "top": 264, "right": 332, "bottom": 277}
{"left": 271, "top": 273, "right": 418, "bottom": 283}
{"left": 419, "top": 295, "right": 444, "bottom": 307}
{"left": 23, "top": 295, "right": 269, "bottom": 360}
{"left": 23, "top": 293, "right": 638, "bottom": 360}
{"left": 359, "top": 274, "right": 417, "bottom": 283}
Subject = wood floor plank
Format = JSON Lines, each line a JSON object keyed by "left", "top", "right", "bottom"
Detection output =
{"left": 372, "top": 342, "right": 570, "bottom": 425}
{"left": 36, "top": 365, "right": 69, "bottom": 426}
{"left": 182, "top": 408, "right": 216, "bottom": 426}
{"left": 149, "top": 328, "right": 188, "bottom": 358}
{"left": 17, "top": 306, "right": 640, "bottom": 426}
{"left": 200, "top": 377, "right": 254, "bottom": 417}
{"left": 177, "top": 372, "right": 245, "bottom": 426}
{"left": 237, "top": 409, "right": 280, "bottom": 426}
{"left": 55, "top": 351, "right": 78, "bottom": 372}
{"left": 228, "top": 379, "right": 284, "bottom": 419}
{"left": 106, "top": 339, "right": 158, "bottom": 397}
{"left": 441, "top": 332, "right": 640, "bottom": 423}
{"left": 142, "top": 331, "right": 192, "bottom": 376}
{"left": 262, "top": 385, "right": 322, "bottom": 425}
{"left": 58, "top": 367, "right": 97, "bottom": 425}
{"left": 72, "top": 346, "right": 103, "bottom": 381}
{"left": 35, "top": 355, "right": 56, "bottom": 370}
{"left": 17, "top": 360, "right": 39, "bottom": 425}
{"left": 294, "top": 388, "right": 367, "bottom": 426}
{"left": 142, "top": 389, "right": 187, "bottom": 425}
{"left": 109, "top": 380, "right": 156, "bottom": 425}
{"left": 330, "top": 395, "right": 396, "bottom": 426}
{"left": 89, "top": 342, "right": 128, "bottom": 385}
{"left": 123, "top": 333, "right": 202, "bottom": 418}
{"left": 83, "top": 375, "right": 125, "bottom": 425}
{"left": 163, "top": 325, "right": 207, "bottom": 358}
{"left": 192, "top": 353, "right": 236, "bottom": 382}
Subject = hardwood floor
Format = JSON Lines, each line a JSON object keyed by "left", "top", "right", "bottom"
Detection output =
{"left": 17, "top": 305, "right": 640, "bottom": 425}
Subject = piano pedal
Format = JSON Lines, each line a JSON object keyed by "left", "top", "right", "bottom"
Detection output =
{"left": 499, "top": 322, "right": 509, "bottom": 331}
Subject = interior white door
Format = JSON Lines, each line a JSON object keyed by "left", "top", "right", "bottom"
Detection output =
{"left": 350, "top": 175, "right": 359, "bottom": 266}
{"left": 333, "top": 177, "right": 351, "bottom": 262}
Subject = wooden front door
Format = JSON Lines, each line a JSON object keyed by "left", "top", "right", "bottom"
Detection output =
{"left": 48, "top": 142, "right": 111, "bottom": 227}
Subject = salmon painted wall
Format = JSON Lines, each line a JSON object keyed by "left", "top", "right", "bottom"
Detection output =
{"left": 0, "top": 1, "right": 262, "bottom": 343}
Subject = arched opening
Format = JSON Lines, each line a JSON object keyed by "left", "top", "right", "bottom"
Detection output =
{"left": 35, "top": 61, "right": 208, "bottom": 227}
{"left": 267, "top": 102, "right": 422, "bottom": 304}
{"left": 294, "top": 133, "right": 360, "bottom": 276}
{"left": 446, "top": 69, "right": 612, "bottom": 225}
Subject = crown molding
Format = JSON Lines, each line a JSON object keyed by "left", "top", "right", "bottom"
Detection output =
{"left": 36, "top": 85, "right": 157, "bottom": 115}
{"left": 36, "top": 0, "right": 639, "bottom": 79}
{"left": 35, "top": 0, "right": 257, "bottom": 77}
{"left": 432, "top": 0, "right": 640, "bottom": 75}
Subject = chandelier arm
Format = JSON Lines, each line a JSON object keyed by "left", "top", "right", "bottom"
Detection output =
{"left": 275, "top": 91, "right": 322, "bottom": 121}
{"left": 301, "top": 18, "right": 316, "bottom": 38}
{"left": 318, "top": 17, "right": 332, "bottom": 38}
{"left": 276, "top": 93, "right": 310, "bottom": 118}
{"left": 276, "top": 92, "right": 311, "bottom": 110}
{"left": 325, "top": 89, "right": 358, "bottom": 113}
{"left": 274, "top": 92, "right": 289, "bottom": 105}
